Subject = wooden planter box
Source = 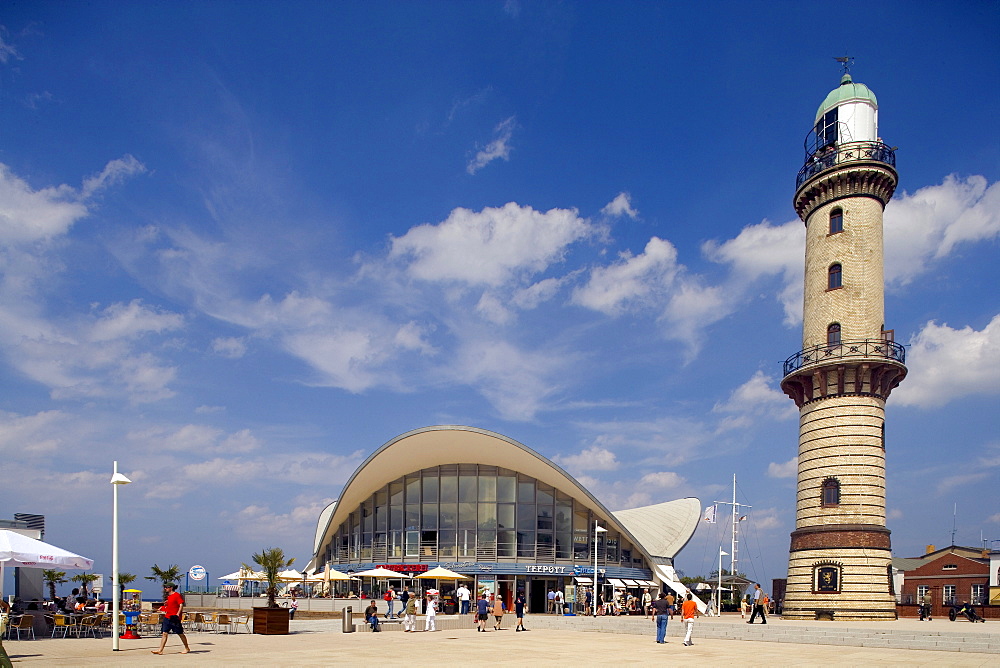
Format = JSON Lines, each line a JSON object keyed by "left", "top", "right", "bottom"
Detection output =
{"left": 252, "top": 606, "right": 290, "bottom": 635}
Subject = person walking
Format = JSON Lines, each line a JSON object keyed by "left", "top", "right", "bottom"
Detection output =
{"left": 403, "top": 592, "right": 418, "bottom": 632}
{"left": 476, "top": 593, "right": 490, "bottom": 632}
{"left": 384, "top": 586, "right": 396, "bottom": 619}
{"left": 399, "top": 586, "right": 410, "bottom": 618}
{"left": 491, "top": 593, "right": 505, "bottom": 630}
{"left": 747, "top": 583, "right": 767, "bottom": 624}
{"left": 919, "top": 591, "right": 933, "bottom": 621}
{"left": 649, "top": 592, "right": 670, "bottom": 644}
{"left": 641, "top": 588, "right": 652, "bottom": 615}
{"left": 424, "top": 593, "right": 437, "bottom": 632}
{"left": 514, "top": 591, "right": 528, "bottom": 631}
{"left": 681, "top": 593, "right": 699, "bottom": 646}
{"left": 151, "top": 584, "right": 191, "bottom": 655}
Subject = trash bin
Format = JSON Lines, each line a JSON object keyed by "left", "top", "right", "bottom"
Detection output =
{"left": 342, "top": 606, "right": 354, "bottom": 633}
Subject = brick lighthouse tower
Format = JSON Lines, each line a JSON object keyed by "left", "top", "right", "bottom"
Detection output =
{"left": 779, "top": 68, "right": 907, "bottom": 621}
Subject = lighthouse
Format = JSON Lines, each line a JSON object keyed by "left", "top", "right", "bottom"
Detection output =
{"left": 779, "top": 69, "right": 907, "bottom": 621}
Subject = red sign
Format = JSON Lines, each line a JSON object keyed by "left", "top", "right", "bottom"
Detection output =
{"left": 377, "top": 564, "right": 428, "bottom": 573}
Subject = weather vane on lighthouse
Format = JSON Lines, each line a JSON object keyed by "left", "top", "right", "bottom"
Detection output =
{"left": 834, "top": 55, "right": 854, "bottom": 75}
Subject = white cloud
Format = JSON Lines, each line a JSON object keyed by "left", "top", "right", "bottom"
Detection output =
{"left": 714, "top": 371, "right": 797, "bottom": 430}
{"left": 703, "top": 218, "right": 804, "bottom": 324}
{"left": 283, "top": 328, "right": 385, "bottom": 393}
{"left": 887, "top": 508, "right": 904, "bottom": 520}
{"left": 222, "top": 428, "right": 261, "bottom": 453}
{"left": 885, "top": 175, "right": 1000, "bottom": 286}
{"left": 467, "top": 116, "right": 516, "bottom": 174}
{"left": 81, "top": 154, "right": 147, "bottom": 198}
{"left": 553, "top": 446, "right": 620, "bottom": 474}
{"left": 578, "top": 417, "right": 715, "bottom": 467}
{"left": 0, "top": 34, "right": 20, "bottom": 63}
{"left": 601, "top": 193, "right": 638, "bottom": 219}
{"left": 389, "top": 202, "right": 594, "bottom": 287}
{"left": 88, "top": 300, "right": 183, "bottom": 342}
{"left": 212, "top": 336, "right": 248, "bottom": 358}
{"left": 750, "top": 507, "right": 783, "bottom": 531}
{"left": 659, "top": 279, "right": 731, "bottom": 357}
{"left": 0, "top": 163, "right": 88, "bottom": 243}
{"left": 893, "top": 315, "right": 1000, "bottom": 408}
{"left": 638, "top": 471, "right": 685, "bottom": 489}
{"left": 0, "top": 409, "right": 68, "bottom": 455}
{"left": 767, "top": 457, "right": 798, "bottom": 479}
{"left": 228, "top": 496, "right": 338, "bottom": 542}
{"left": 572, "top": 237, "right": 680, "bottom": 315}
{"left": 987, "top": 513, "right": 1000, "bottom": 524}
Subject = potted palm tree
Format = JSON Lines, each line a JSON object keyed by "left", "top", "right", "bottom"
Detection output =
{"left": 42, "top": 570, "right": 67, "bottom": 604}
{"left": 244, "top": 547, "right": 295, "bottom": 635}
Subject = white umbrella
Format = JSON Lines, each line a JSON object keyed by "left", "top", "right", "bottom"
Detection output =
{"left": 0, "top": 530, "right": 94, "bottom": 597}
{"left": 352, "top": 567, "right": 403, "bottom": 579}
{"left": 416, "top": 566, "right": 469, "bottom": 580}
{"left": 277, "top": 569, "right": 305, "bottom": 581}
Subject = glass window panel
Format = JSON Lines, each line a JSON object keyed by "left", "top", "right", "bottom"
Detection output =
{"left": 537, "top": 507, "right": 553, "bottom": 531}
{"left": 405, "top": 504, "right": 420, "bottom": 530}
{"left": 517, "top": 504, "right": 536, "bottom": 531}
{"left": 478, "top": 503, "right": 497, "bottom": 530}
{"left": 375, "top": 504, "right": 387, "bottom": 531}
{"left": 439, "top": 504, "right": 457, "bottom": 529}
{"left": 390, "top": 481, "right": 404, "bottom": 506}
{"left": 406, "top": 477, "right": 421, "bottom": 504}
{"left": 517, "top": 531, "right": 535, "bottom": 557}
{"left": 422, "top": 503, "right": 438, "bottom": 529}
{"left": 518, "top": 480, "right": 535, "bottom": 503}
{"left": 537, "top": 532, "right": 553, "bottom": 552}
{"left": 458, "top": 529, "right": 476, "bottom": 557}
{"left": 497, "top": 504, "right": 514, "bottom": 530}
{"left": 390, "top": 506, "right": 403, "bottom": 531}
{"left": 423, "top": 476, "right": 439, "bottom": 503}
{"left": 497, "top": 476, "right": 516, "bottom": 503}
{"left": 389, "top": 531, "right": 402, "bottom": 558}
{"left": 556, "top": 505, "right": 572, "bottom": 532}
{"left": 556, "top": 532, "right": 572, "bottom": 559}
{"left": 536, "top": 486, "right": 554, "bottom": 506}
{"left": 459, "top": 475, "right": 477, "bottom": 502}
{"left": 438, "top": 530, "right": 456, "bottom": 558}
{"left": 362, "top": 502, "right": 373, "bottom": 532}
{"left": 458, "top": 502, "right": 476, "bottom": 529}
{"left": 478, "top": 475, "right": 496, "bottom": 502}
{"left": 375, "top": 489, "right": 388, "bottom": 506}
{"left": 440, "top": 475, "right": 457, "bottom": 504}
{"left": 574, "top": 510, "right": 590, "bottom": 532}
{"left": 497, "top": 530, "right": 516, "bottom": 557}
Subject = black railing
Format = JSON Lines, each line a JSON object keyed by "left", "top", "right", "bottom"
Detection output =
{"left": 796, "top": 141, "right": 896, "bottom": 188}
{"left": 783, "top": 338, "right": 906, "bottom": 376}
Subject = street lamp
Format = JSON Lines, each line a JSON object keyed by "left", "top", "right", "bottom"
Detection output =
{"left": 593, "top": 522, "right": 606, "bottom": 617}
{"left": 110, "top": 461, "right": 132, "bottom": 651}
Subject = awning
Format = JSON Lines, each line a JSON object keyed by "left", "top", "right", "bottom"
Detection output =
{"left": 573, "top": 577, "right": 593, "bottom": 584}
{"left": 621, "top": 579, "right": 639, "bottom": 587}
{"left": 608, "top": 578, "right": 626, "bottom": 588}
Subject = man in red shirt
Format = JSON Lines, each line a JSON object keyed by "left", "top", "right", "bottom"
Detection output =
{"left": 152, "top": 584, "right": 190, "bottom": 655}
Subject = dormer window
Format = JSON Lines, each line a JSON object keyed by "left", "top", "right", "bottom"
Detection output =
{"left": 828, "top": 263, "right": 843, "bottom": 290}
{"left": 829, "top": 208, "right": 844, "bottom": 234}
{"left": 942, "top": 564, "right": 958, "bottom": 571}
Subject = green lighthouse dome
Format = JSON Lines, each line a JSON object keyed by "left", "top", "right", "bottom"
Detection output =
{"left": 814, "top": 73, "right": 878, "bottom": 124}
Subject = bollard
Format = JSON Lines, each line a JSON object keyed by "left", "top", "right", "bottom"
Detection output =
{"left": 342, "top": 606, "right": 354, "bottom": 633}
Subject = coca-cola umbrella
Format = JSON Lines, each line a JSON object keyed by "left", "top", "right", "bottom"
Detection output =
{"left": 0, "top": 529, "right": 94, "bottom": 597}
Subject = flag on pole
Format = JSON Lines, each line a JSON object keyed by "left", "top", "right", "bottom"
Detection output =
{"left": 703, "top": 505, "right": 717, "bottom": 523}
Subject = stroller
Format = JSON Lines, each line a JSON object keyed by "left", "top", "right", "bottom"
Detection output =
{"left": 948, "top": 602, "right": 985, "bottom": 623}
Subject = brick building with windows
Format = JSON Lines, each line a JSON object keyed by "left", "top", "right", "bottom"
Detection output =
{"left": 895, "top": 545, "right": 993, "bottom": 619}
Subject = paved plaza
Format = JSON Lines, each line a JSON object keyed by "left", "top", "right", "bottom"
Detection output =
{"left": 4, "top": 615, "right": 997, "bottom": 667}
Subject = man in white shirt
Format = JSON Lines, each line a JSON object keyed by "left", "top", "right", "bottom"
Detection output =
{"left": 456, "top": 584, "right": 471, "bottom": 615}
{"left": 554, "top": 589, "right": 564, "bottom": 614}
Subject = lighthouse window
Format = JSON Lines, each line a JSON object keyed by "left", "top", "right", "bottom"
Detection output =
{"left": 821, "top": 478, "right": 840, "bottom": 507}
{"left": 827, "top": 264, "right": 843, "bottom": 290}
{"left": 829, "top": 208, "right": 843, "bottom": 234}
{"left": 827, "top": 324, "right": 841, "bottom": 347}
{"left": 815, "top": 109, "right": 839, "bottom": 150}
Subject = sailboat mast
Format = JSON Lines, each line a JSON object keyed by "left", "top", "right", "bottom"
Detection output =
{"left": 731, "top": 473, "right": 738, "bottom": 578}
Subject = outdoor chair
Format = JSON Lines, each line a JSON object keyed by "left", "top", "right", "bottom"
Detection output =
{"left": 8, "top": 614, "right": 35, "bottom": 640}
{"left": 77, "top": 615, "right": 103, "bottom": 639}
{"left": 49, "top": 614, "right": 73, "bottom": 638}
{"left": 231, "top": 615, "right": 250, "bottom": 634}
{"left": 198, "top": 612, "right": 216, "bottom": 632}
{"left": 215, "top": 613, "right": 233, "bottom": 633}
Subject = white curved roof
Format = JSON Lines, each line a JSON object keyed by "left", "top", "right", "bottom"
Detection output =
{"left": 613, "top": 497, "right": 702, "bottom": 559}
{"left": 312, "top": 425, "right": 700, "bottom": 566}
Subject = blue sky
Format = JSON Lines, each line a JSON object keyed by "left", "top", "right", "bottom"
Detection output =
{"left": 1, "top": 1, "right": 997, "bottom": 593}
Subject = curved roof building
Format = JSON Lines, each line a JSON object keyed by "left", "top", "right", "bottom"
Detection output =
{"left": 310, "top": 426, "right": 702, "bottom": 612}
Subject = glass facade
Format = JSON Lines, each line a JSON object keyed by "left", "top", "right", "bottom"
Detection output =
{"left": 319, "top": 464, "right": 647, "bottom": 572}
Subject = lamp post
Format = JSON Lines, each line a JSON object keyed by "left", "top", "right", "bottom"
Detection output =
{"left": 110, "top": 461, "right": 132, "bottom": 651}
{"left": 593, "top": 522, "right": 606, "bottom": 617}
{"left": 718, "top": 547, "right": 728, "bottom": 617}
